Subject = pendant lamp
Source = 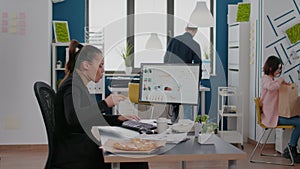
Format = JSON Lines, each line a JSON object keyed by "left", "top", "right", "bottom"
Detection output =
{"left": 189, "top": 1, "right": 214, "bottom": 27}
{"left": 145, "top": 33, "right": 163, "bottom": 49}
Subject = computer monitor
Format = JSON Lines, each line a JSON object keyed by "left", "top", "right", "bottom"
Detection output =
{"left": 139, "top": 63, "right": 200, "bottom": 123}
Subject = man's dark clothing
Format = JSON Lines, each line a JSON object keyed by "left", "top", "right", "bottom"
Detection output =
{"left": 164, "top": 32, "right": 202, "bottom": 80}
{"left": 164, "top": 31, "right": 202, "bottom": 120}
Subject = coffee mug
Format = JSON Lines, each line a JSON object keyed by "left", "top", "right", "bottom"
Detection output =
{"left": 157, "top": 118, "right": 168, "bottom": 134}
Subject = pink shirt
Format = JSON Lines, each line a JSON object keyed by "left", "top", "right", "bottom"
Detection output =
{"left": 260, "top": 75, "right": 283, "bottom": 127}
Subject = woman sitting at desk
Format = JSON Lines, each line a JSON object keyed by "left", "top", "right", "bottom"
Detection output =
{"left": 54, "top": 40, "right": 149, "bottom": 169}
{"left": 260, "top": 56, "right": 300, "bottom": 163}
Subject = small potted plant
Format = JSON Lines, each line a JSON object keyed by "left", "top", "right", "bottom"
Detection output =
{"left": 194, "top": 114, "right": 209, "bottom": 137}
{"left": 195, "top": 114, "right": 209, "bottom": 124}
{"left": 202, "top": 121, "right": 218, "bottom": 134}
{"left": 195, "top": 115, "right": 218, "bottom": 143}
{"left": 195, "top": 114, "right": 218, "bottom": 136}
{"left": 120, "top": 42, "right": 133, "bottom": 74}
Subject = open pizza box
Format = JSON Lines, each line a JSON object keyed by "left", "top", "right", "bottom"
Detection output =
{"left": 102, "top": 138, "right": 166, "bottom": 154}
{"left": 93, "top": 126, "right": 166, "bottom": 154}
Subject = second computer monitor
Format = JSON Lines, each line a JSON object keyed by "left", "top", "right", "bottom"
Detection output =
{"left": 139, "top": 63, "right": 200, "bottom": 105}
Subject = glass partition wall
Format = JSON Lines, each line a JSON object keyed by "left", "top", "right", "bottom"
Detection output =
{"left": 87, "top": 0, "right": 214, "bottom": 76}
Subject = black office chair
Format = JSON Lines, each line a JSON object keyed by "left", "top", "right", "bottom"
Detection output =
{"left": 34, "top": 81, "right": 58, "bottom": 169}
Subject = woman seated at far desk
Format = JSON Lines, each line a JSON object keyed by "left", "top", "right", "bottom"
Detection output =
{"left": 54, "top": 40, "right": 149, "bottom": 169}
{"left": 260, "top": 56, "right": 300, "bottom": 163}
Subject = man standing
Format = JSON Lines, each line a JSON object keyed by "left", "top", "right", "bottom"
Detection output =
{"left": 164, "top": 24, "right": 202, "bottom": 120}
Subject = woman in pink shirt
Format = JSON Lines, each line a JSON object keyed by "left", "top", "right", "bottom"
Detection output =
{"left": 260, "top": 55, "right": 300, "bottom": 163}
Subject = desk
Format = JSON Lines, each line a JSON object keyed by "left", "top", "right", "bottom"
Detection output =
{"left": 103, "top": 134, "right": 246, "bottom": 169}
{"left": 197, "top": 86, "right": 210, "bottom": 118}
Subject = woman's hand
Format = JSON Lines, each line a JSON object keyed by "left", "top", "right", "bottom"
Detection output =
{"left": 104, "top": 94, "right": 126, "bottom": 107}
{"left": 282, "top": 80, "right": 291, "bottom": 85}
{"left": 118, "top": 114, "right": 141, "bottom": 122}
{"left": 278, "top": 77, "right": 291, "bottom": 85}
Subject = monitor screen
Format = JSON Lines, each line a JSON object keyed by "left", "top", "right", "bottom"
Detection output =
{"left": 139, "top": 63, "right": 200, "bottom": 105}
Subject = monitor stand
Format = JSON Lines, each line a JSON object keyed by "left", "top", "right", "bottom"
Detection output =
{"left": 169, "top": 103, "right": 180, "bottom": 124}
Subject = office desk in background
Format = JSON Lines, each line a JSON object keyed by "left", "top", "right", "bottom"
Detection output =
{"left": 108, "top": 85, "right": 210, "bottom": 119}
{"left": 103, "top": 134, "right": 246, "bottom": 169}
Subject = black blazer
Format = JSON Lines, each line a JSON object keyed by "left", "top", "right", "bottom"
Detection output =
{"left": 164, "top": 32, "right": 202, "bottom": 80}
{"left": 53, "top": 72, "right": 121, "bottom": 169}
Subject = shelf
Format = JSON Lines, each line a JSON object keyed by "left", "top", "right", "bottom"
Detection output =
{"left": 218, "top": 86, "right": 243, "bottom": 145}
{"left": 228, "top": 65, "right": 239, "bottom": 70}
{"left": 218, "top": 20, "right": 249, "bottom": 146}
{"left": 218, "top": 91, "right": 236, "bottom": 96}
{"left": 218, "top": 87, "right": 236, "bottom": 96}
{"left": 218, "top": 111, "right": 242, "bottom": 117}
{"left": 218, "top": 131, "right": 243, "bottom": 143}
{"left": 228, "top": 46, "right": 239, "bottom": 48}
{"left": 52, "top": 42, "right": 69, "bottom": 47}
{"left": 228, "top": 23, "right": 240, "bottom": 27}
{"left": 222, "top": 105, "right": 236, "bottom": 109}
{"left": 55, "top": 68, "right": 66, "bottom": 71}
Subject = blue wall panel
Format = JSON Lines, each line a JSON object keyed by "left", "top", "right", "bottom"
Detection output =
{"left": 53, "top": 0, "right": 85, "bottom": 42}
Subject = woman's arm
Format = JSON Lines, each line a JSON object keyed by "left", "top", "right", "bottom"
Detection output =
{"left": 261, "top": 76, "right": 283, "bottom": 91}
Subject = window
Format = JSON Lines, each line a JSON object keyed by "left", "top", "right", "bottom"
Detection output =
{"left": 134, "top": 0, "right": 167, "bottom": 68}
{"left": 174, "top": 0, "right": 214, "bottom": 78}
{"left": 87, "top": 0, "right": 215, "bottom": 76}
{"left": 88, "top": 0, "right": 126, "bottom": 71}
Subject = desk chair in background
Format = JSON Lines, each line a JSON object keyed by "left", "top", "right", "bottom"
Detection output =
{"left": 34, "top": 81, "right": 60, "bottom": 169}
{"left": 249, "top": 97, "right": 294, "bottom": 166}
{"left": 128, "top": 82, "right": 154, "bottom": 119}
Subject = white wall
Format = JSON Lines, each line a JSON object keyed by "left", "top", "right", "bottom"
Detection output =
{"left": 248, "top": 0, "right": 260, "bottom": 141}
{"left": 249, "top": 0, "right": 300, "bottom": 142}
{"left": 0, "top": 0, "right": 52, "bottom": 144}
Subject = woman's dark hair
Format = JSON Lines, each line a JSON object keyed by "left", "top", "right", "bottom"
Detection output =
{"left": 59, "top": 42, "right": 103, "bottom": 88}
{"left": 58, "top": 40, "right": 83, "bottom": 88}
{"left": 66, "top": 40, "right": 83, "bottom": 74}
{"left": 263, "top": 55, "right": 282, "bottom": 75}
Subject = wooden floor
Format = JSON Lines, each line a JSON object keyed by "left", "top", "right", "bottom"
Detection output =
{"left": 0, "top": 143, "right": 299, "bottom": 169}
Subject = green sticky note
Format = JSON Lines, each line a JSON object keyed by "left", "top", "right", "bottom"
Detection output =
{"left": 236, "top": 3, "right": 251, "bottom": 22}
{"left": 286, "top": 23, "right": 300, "bottom": 44}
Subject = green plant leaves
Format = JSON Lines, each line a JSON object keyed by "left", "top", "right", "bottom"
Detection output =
{"left": 120, "top": 42, "right": 133, "bottom": 67}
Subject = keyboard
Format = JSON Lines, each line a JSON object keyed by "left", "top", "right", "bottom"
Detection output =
{"left": 121, "top": 120, "right": 157, "bottom": 134}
